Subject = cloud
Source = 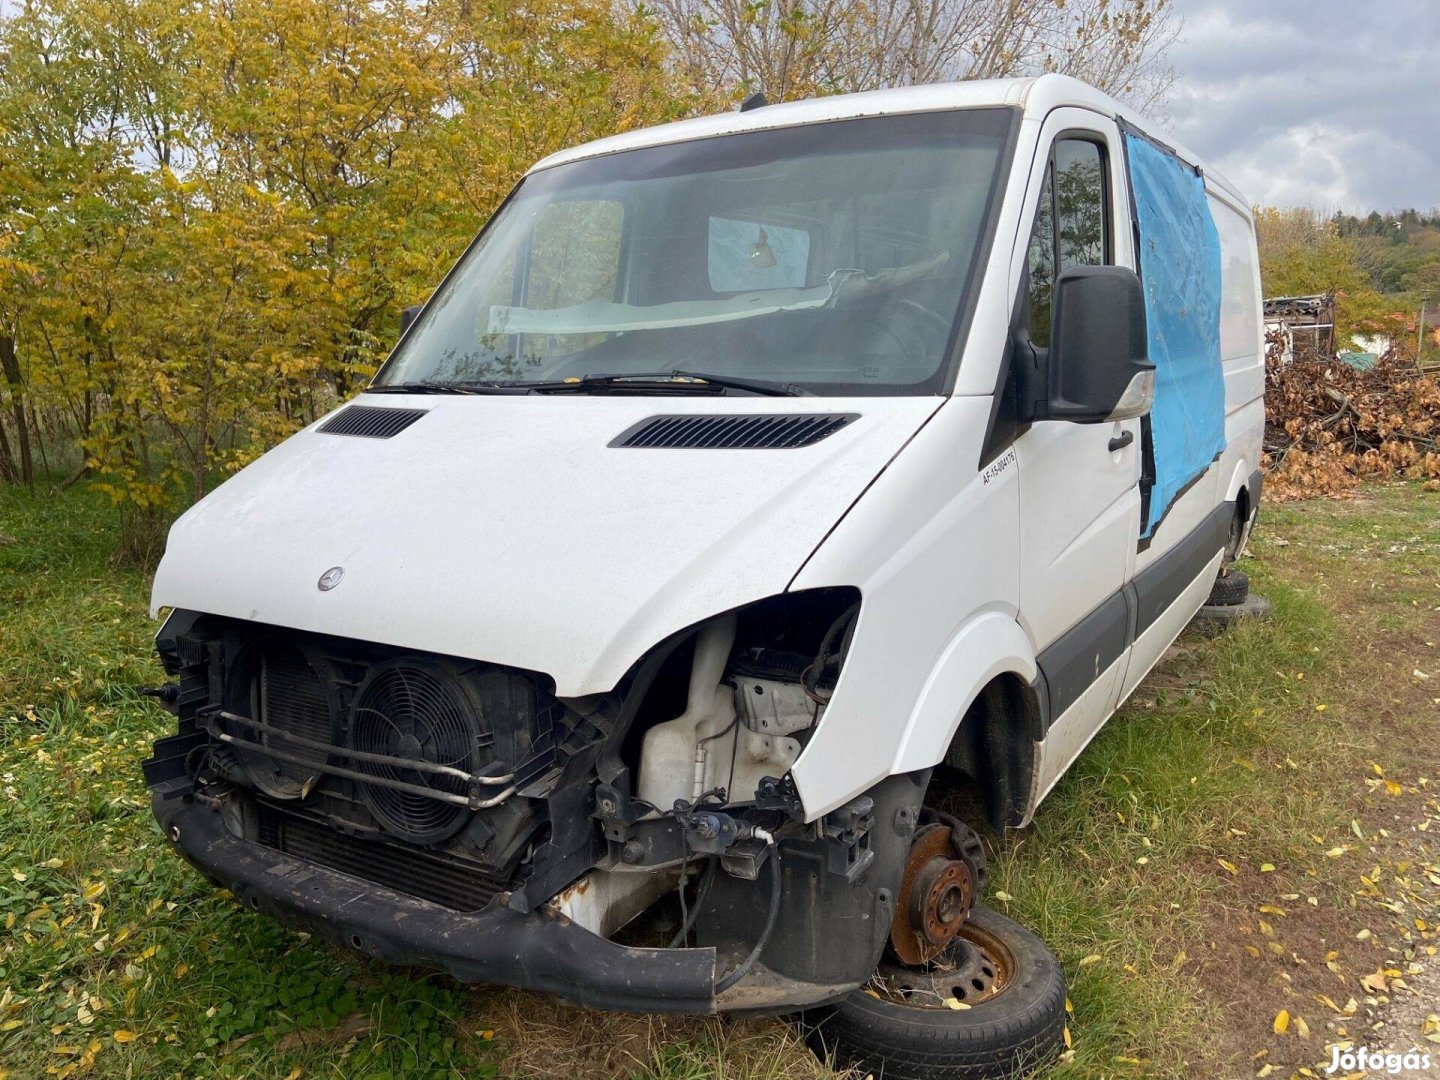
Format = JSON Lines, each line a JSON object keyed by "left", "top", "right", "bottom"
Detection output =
{"left": 1162, "top": 0, "right": 1440, "bottom": 212}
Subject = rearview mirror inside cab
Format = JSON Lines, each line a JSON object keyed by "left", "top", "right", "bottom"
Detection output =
{"left": 1047, "top": 265, "right": 1155, "bottom": 423}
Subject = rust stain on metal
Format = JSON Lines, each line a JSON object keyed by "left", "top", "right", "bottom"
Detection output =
{"left": 554, "top": 876, "right": 592, "bottom": 903}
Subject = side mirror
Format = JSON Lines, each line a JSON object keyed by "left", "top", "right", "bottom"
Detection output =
{"left": 1048, "top": 266, "right": 1155, "bottom": 423}
{"left": 400, "top": 304, "right": 422, "bottom": 336}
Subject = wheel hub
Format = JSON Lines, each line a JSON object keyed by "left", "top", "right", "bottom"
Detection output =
{"left": 890, "top": 820, "right": 984, "bottom": 965}
{"left": 909, "top": 856, "right": 969, "bottom": 948}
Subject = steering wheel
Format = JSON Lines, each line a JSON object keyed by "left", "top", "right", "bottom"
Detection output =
{"left": 883, "top": 298, "right": 951, "bottom": 338}
{"left": 871, "top": 297, "right": 953, "bottom": 367}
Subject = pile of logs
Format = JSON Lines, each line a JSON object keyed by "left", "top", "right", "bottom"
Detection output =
{"left": 1263, "top": 333, "right": 1440, "bottom": 500}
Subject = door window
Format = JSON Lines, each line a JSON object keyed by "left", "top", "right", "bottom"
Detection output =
{"left": 1026, "top": 138, "right": 1110, "bottom": 347}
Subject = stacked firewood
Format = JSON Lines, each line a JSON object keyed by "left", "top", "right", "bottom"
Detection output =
{"left": 1263, "top": 332, "right": 1440, "bottom": 500}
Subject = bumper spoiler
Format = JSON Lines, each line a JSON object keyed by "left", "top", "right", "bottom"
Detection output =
{"left": 153, "top": 795, "right": 722, "bottom": 1014}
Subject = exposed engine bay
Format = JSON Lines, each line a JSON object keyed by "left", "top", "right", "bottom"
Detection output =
{"left": 143, "top": 587, "right": 930, "bottom": 1010}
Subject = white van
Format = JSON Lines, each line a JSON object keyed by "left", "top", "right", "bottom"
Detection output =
{"left": 143, "top": 74, "right": 1263, "bottom": 1078}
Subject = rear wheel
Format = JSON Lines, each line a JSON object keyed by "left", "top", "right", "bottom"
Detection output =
{"left": 804, "top": 904, "right": 1067, "bottom": 1080}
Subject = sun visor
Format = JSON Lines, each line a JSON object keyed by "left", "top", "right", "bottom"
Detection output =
{"left": 1121, "top": 126, "right": 1226, "bottom": 537}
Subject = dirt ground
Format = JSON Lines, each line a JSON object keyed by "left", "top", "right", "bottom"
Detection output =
{"left": 1186, "top": 495, "right": 1440, "bottom": 1079}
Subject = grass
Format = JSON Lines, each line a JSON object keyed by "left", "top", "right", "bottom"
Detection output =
{"left": 1, "top": 481, "right": 1436, "bottom": 1078}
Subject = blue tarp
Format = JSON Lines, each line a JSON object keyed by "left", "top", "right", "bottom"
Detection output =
{"left": 1123, "top": 131, "right": 1226, "bottom": 537}
{"left": 1338, "top": 351, "right": 1378, "bottom": 371}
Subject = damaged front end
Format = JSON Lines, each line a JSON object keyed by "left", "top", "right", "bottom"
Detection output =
{"left": 143, "top": 588, "right": 925, "bottom": 1014}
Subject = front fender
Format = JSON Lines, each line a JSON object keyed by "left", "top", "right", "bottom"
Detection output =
{"left": 891, "top": 611, "right": 1038, "bottom": 775}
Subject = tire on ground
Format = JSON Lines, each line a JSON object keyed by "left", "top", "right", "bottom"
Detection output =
{"left": 1194, "top": 592, "right": 1272, "bottom": 629}
{"left": 1207, "top": 568, "right": 1249, "bottom": 606}
{"left": 803, "top": 905, "right": 1067, "bottom": 1080}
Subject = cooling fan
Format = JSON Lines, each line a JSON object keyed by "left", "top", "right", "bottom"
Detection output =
{"left": 223, "top": 639, "right": 339, "bottom": 800}
{"left": 349, "top": 658, "right": 493, "bottom": 843}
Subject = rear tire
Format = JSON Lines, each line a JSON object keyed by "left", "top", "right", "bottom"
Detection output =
{"left": 803, "top": 905, "right": 1066, "bottom": 1080}
{"left": 1207, "top": 568, "right": 1249, "bottom": 606}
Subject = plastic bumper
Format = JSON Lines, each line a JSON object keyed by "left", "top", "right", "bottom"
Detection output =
{"left": 153, "top": 794, "right": 721, "bottom": 1014}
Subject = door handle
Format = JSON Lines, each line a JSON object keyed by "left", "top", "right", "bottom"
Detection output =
{"left": 1108, "top": 430, "right": 1134, "bottom": 452}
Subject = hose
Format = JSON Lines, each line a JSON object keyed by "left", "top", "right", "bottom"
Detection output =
{"left": 714, "top": 833, "right": 782, "bottom": 995}
{"left": 801, "top": 603, "right": 859, "bottom": 705}
{"left": 668, "top": 857, "right": 718, "bottom": 949}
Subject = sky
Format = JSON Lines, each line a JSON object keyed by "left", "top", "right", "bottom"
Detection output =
{"left": 1164, "top": 0, "right": 1439, "bottom": 214}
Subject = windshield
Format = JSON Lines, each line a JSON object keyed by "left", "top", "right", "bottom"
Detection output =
{"left": 376, "top": 108, "right": 1016, "bottom": 396}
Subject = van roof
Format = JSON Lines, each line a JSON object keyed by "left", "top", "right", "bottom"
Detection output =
{"left": 527, "top": 73, "right": 1247, "bottom": 209}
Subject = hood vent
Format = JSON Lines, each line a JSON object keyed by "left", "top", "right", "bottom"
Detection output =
{"left": 318, "top": 405, "right": 428, "bottom": 439}
{"left": 613, "top": 413, "right": 857, "bottom": 450}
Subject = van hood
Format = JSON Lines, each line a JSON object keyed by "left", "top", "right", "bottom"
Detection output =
{"left": 151, "top": 395, "right": 939, "bottom": 695}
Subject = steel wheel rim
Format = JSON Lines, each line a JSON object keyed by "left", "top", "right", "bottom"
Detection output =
{"left": 869, "top": 918, "right": 1014, "bottom": 1010}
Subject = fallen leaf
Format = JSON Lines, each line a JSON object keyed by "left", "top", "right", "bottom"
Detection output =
{"left": 1359, "top": 969, "right": 1388, "bottom": 993}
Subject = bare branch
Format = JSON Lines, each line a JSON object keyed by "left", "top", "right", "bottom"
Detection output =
{"left": 643, "top": 0, "right": 1178, "bottom": 112}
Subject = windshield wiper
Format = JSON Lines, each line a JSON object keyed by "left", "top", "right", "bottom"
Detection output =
{"left": 365, "top": 381, "right": 506, "bottom": 396}
{"left": 670, "top": 369, "right": 812, "bottom": 397}
{"left": 523, "top": 371, "right": 809, "bottom": 396}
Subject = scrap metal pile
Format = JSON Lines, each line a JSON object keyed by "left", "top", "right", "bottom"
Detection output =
{"left": 1264, "top": 332, "right": 1440, "bottom": 500}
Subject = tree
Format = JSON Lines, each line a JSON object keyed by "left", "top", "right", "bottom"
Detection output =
{"left": 0, "top": 0, "right": 685, "bottom": 558}
{"left": 1254, "top": 207, "right": 1393, "bottom": 349}
{"left": 646, "top": 0, "right": 1178, "bottom": 109}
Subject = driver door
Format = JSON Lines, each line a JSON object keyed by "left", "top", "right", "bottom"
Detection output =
{"left": 1013, "top": 113, "right": 1143, "bottom": 798}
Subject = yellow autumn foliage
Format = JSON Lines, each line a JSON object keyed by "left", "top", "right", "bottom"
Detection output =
{"left": 0, "top": 0, "right": 693, "bottom": 554}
